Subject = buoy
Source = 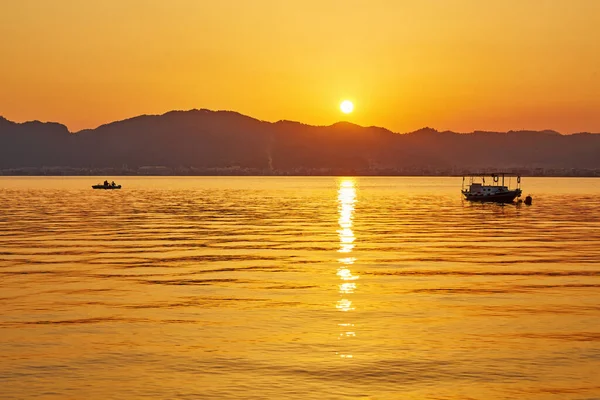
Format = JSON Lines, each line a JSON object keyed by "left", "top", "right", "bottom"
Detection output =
{"left": 524, "top": 195, "right": 532, "bottom": 205}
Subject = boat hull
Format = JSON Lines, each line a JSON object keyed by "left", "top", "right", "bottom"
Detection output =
{"left": 462, "top": 189, "right": 521, "bottom": 203}
{"left": 92, "top": 185, "right": 121, "bottom": 190}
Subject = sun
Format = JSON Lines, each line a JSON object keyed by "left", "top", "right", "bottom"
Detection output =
{"left": 340, "top": 100, "right": 354, "bottom": 114}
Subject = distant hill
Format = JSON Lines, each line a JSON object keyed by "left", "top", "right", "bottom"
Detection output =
{"left": 1, "top": 110, "right": 599, "bottom": 175}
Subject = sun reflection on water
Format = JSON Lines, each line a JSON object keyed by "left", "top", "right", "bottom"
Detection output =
{"left": 336, "top": 178, "right": 359, "bottom": 358}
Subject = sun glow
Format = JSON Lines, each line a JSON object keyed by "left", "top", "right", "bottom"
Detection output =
{"left": 340, "top": 100, "right": 354, "bottom": 114}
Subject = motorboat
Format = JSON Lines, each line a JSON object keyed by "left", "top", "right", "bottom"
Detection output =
{"left": 462, "top": 173, "right": 522, "bottom": 203}
{"left": 92, "top": 181, "right": 121, "bottom": 190}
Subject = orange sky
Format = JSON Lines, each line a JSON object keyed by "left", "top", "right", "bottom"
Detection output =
{"left": 1, "top": 0, "right": 599, "bottom": 133}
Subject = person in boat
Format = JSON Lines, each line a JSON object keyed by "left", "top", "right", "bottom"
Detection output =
{"left": 104, "top": 180, "right": 109, "bottom": 186}
{"left": 111, "top": 181, "right": 115, "bottom": 187}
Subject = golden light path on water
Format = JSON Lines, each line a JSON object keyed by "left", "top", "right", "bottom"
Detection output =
{"left": 336, "top": 178, "right": 358, "bottom": 358}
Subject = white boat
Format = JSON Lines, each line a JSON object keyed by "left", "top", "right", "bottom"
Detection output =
{"left": 462, "top": 173, "right": 522, "bottom": 203}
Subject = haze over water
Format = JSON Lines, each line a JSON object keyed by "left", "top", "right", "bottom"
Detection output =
{"left": 1, "top": 176, "right": 599, "bottom": 399}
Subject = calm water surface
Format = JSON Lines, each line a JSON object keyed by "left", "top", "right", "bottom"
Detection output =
{"left": 1, "top": 177, "right": 599, "bottom": 399}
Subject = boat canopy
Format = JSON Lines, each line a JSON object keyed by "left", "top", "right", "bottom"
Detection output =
{"left": 462, "top": 172, "right": 521, "bottom": 191}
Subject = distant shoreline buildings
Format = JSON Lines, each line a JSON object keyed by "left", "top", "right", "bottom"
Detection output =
{"left": 2, "top": 166, "right": 599, "bottom": 177}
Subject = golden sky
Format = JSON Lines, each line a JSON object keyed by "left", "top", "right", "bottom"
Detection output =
{"left": 1, "top": 0, "right": 599, "bottom": 133}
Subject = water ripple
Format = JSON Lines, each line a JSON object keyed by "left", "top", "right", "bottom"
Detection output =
{"left": 1, "top": 176, "right": 599, "bottom": 399}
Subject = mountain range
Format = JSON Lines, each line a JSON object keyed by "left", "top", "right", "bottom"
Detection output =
{"left": 1, "top": 109, "right": 599, "bottom": 175}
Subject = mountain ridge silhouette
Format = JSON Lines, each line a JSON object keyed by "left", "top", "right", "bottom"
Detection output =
{"left": 1, "top": 109, "right": 599, "bottom": 173}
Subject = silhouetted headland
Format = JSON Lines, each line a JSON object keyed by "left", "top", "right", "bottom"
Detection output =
{"left": 1, "top": 110, "right": 599, "bottom": 176}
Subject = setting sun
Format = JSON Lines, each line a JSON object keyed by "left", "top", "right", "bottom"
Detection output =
{"left": 340, "top": 100, "right": 354, "bottom": 114}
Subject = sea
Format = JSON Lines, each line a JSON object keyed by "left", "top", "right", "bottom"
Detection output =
{"left": 1, "top": 176, "right": 599, "bottom": 399}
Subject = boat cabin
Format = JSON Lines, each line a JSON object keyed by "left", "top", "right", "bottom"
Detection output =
{"left": 467, "top": 182, "right": 509, "bottom": 194}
